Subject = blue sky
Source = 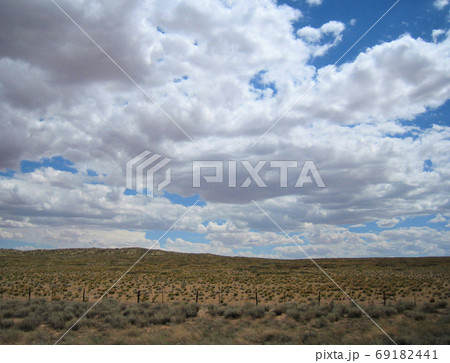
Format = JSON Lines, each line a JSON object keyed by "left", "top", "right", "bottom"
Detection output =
{"left": 0, "top": 0, "right": 449, "bottom": 258}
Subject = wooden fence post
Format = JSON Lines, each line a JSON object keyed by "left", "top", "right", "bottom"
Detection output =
{"left": 413, "top": 291, "right": 416, "bottom": 306}
{"left": 383, "top": 291, "right": 386, "bottom": 306}
{"left": 218, "top": 289, "right": 221, "bottom": 306}
{"left": 82, "top": 288, "right": 86, "bottom": 303}
{"left": 195, "top": 290, "right": 199, "bottom": 304}
{"left": 161, "top": 288, "right": 164, "bottom": 304}
{"left": 137, "top": 290, "right": 141, "bottom": 303}
{"left": 28, "top": 287, "right": 31, "bottom": 301}
{"left": 318, "top": 290, "right": 321, "bottom": 306}
{"left": 255, "top": 291, "right": 258, "bottom": 306}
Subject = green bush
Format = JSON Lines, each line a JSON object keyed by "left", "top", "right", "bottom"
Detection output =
{"left": 347, "top": 307, "right": 362, "bottom": 318}
{"left": 104, "top": 315, "right": 128, "bottom": 329}
{"left": 332, "top": 304, "right": 349, "bottom": 317}
{"left": 149, "top": 311, "right": 171, "bottom": 325}
{"left": 260, "top": 332, "right": 293, "bottom": 344}
{"left": 0, "top": 318, "right": 15, "bottom": 329}
{"left": 326, "top": 312, "right": 340, "bottom": 322}
{"left": 395, "top": 301, "right": 416, "bottom": 313}
{"left": 0, "top": 328, "right": 21, "bottom": 344}
{"left": 207, "top": 305, "right": 225, "bottom": 317}
{"left": 312, "top": 317, "right": 328, "bottom": 328}
{"left": 223, "top": 307, "right": 242, "bottom": 319}
{"left": 47, "top": 311, "right": 67, "bottom": 330}
{"left": 285, "top": 307, "right": 301, "bottom": 321}
{"left": 421, "top": 303, "right": 437, "bottom": 314}
{"left": 272, "top": 305, "right": 284, "bottom": 316}
{"left": 183, "top": 303, "right": 199, "bottom": 318}
{"left": 405, "top": 310, "right": 426, "bottom": 321}
{"left": 18, "top": 314, "right": 41, "bottom": 332}
{"left": 244, "top": 305, "right": 266, "bottom": 319}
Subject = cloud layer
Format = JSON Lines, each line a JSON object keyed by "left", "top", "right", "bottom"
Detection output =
{"left": 0, "top": 0, "right": 449, "bottom": 258}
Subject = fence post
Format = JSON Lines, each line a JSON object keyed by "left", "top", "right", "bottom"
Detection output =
{"left": 195, "top": 290, "right": 199, "bottom": 304}
{"left": 255, "top": 291, "right": 258, "bottom": 306}
{"left": 28, "top": 287, "right": 31, "bottom": 301}
{"left": 137, "top": 290, "right": 141, "bottom": 304}
{"left": 413, "top": 291, "right": 416, "bottom": 306}
{"left": 318, "top": 290, "right": 321, "bottom": 306}
{"left": 218, "top": 289, "right": 221, "bottom": 306}
{"left": 161, "top": 288, "right": 164, "bottom": 304}
{"left": 383, "top": 291, "right": 386, "bottom": 306}
{"left": 82, "top": 288, "right": 86, "bottom": 303}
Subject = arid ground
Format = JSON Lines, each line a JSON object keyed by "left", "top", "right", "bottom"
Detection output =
{"left": 0, "top": 249, "right": 449, "bottom": 344}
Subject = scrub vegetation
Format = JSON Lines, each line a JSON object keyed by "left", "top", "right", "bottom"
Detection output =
{"left": 0, "top": 249, "right": 448, "bottom": 344}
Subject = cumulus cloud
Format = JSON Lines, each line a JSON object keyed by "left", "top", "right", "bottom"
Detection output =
{"left": 434, "top": 0, "right": 449, "bottom": 10}
{"left": 429, "top": 214, "right": 447, "bottom": 223}
{"left": 432, "top": 29, "right": 446, "bottom": 42}
{"left": 306, "top": 0, "right": 323, "bottom": 6}
{"left": 0, "top": 0, "right": 449, "bottom": 258}
{"left": 376, "top": 219, "right": 400, "bottom": 229}
{"left": 164, "top": 237, "right": 233, "bottom": 256}
{"left": 297, "top": 21, "right": 345, "bottom": 56}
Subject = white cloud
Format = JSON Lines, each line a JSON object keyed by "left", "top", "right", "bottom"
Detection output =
{"left": 432, "top": 29, "right": 446, "bottom": 42}
{"left": 271, "top": 225, "right": 449, "bottom": 258}
{"left": 429, "top": 214, "right": 446, "bottom": 223}
{"left": 0, "top": 0, "right": 449, "bottom": 257}
{"left": 306, "top": 0, "right": 323, "bottom": 6}
{"left": 297, "top": 21, "right": 345, "bottom": 56}
{"left": 434, "top": 0, "right": 449, "bottom": 10}
{"left": 15, "top": 246, "right": 36, "bottom": 251}
{"left": 164, "top": 237, "right": 233, "bottom": 256}
{"left": 376, "top": 218, "right": 400, "bottom": 229}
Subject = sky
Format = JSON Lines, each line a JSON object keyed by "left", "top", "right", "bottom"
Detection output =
{"left": 0, "top": 0, "right": 449, "bottom": 258}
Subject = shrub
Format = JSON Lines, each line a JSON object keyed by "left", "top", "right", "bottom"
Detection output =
{"left": 0, "top": 329, "right": 21, "bottom": 344}
{"left": 272, "top": 306, "right": 284, "bottom": 316}
{"left": 127, "top": 312, "right": 145, "bottom": 327}
{"left": 312, "top": 317, "right": 328, "bottom": 328}
{"left": 104, "top": 315, "right": 128, "bottom": 329}
{"left": 207, "top": 305, "right": 226, "bottom": 317}
{"left": 366, "top": 306, "right": 383, "bottom": 319}
{"left": 18, "top": 314, "right": 41, "bottom": 332}
{"left": 207, "top": 305, "right": 219, "bottom": 316}
{"left": 383, "top": 306, "right": 397, "bottom": 317}
{"left": 0, "top": 318, "right": 15, "bottom": 329}
{"left": 260, "top": 332, "right": 293, "bottom": 344}
{"left": 149, "top": 311, "right": 171, "bottom": 325}
{"left": 223, "top": 307, "right": 242, "bottom": 319}
{"left": 183, "top": 303, "right": 199, "bottom": 318}
{"left": 285, "top": 308, "right": 301, "bottom": 321}
{"left": 347, "top": 307, "right": 362, "bottom": 318}
{"left": 395, "top": 301, "right": 415, "bottom": 313}
{"left": 302, "top": 331, "right": 318, "bottom": 344}
{"left": 421, "top": 303, "right": 437, "bottom": 314}
{"left": 15, "top": 307, "right": 32, "bottom": 319}
{"left": 405, "top": 311, "right": 426, "bottom": 321}
{"left": 332, "top": 304, "right": 349, "bottom": 317}
{"left": 326, "top": 312, "right": 340, "bottom": 322}
{"left": 244, "top": 305, "right": 266, "bottom": 319}
{"left": 47, "top": 312, "right": 67, "bottom": 330}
